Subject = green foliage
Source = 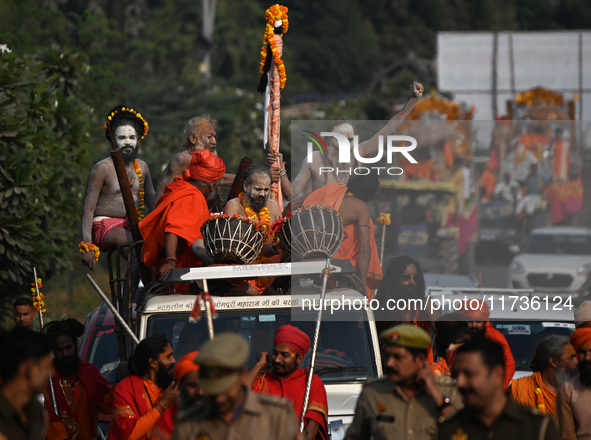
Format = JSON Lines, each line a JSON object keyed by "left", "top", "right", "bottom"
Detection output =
{"left": 0, "top": 45, "right": 92, "bottom": 309}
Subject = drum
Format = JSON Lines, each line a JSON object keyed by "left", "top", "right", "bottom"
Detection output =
{"left": 201, "top": 215, "right": 265, "bottom": 264}
{"left": 277, "top": 205, "right": 343, "bottom": 260}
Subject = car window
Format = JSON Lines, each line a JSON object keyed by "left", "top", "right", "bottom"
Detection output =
{"left": 86, "top": 326, "right": 120, "bottom": 384}
{"left": 147, "top": 309, "right": 377, "bottom": 383}
{"left": 524, "top": 234, "right": 591, "bottom": 255}
{"left": 492, "top": 321, "right": 574, "bottom": 371}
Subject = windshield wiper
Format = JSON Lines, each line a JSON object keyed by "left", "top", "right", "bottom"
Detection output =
{"left": 314, "top": 366, "right": 368, "bottom": 376}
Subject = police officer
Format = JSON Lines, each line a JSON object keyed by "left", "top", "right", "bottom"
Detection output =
{"left": 438, "top": 338, "right": 558, "bottom": 440}
{"left": 172, "top": 333, "right": 301, "bottom": 440}
{"left": 345, "top": 324, "right": 462, "bottom": 440}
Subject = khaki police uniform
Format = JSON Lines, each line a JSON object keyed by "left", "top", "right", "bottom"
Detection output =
{"left": 345, "top": 324, "right": 463, "bottom": 440}
{"left": 171, "top": 332, "right": 299, "bottom": 440}
{"left": 345, "top": 375, "right": 462, "bottom": 440}
{"left": 437, "top": 399, "right": 559, "bottom": 440}
{"left": 172, "top": 388, "right": 299, "bottom": 440}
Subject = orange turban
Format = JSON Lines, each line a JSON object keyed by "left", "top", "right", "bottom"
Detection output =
{"left": 459, "top": 299, "right": 490, "bottom": 321}
{"left": 570, "top": 328, "right": 591, "bottom": 352}
{"left": 173, "top": 350, "right": 199, "bottom": 382}
{"left": 183, "top": 150, "right": 226, "bottom": 183}
{"left": 274, "top": 325, "right": 310, "bottom": 356}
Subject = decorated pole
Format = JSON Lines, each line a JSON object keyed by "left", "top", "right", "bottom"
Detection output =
{"left": 377, "top": 212, "right": 391, "bottom": 266}
{"left": 300, "top": 259, "right": 332, "bottom": 432}
{"left": 189, "top": 279, "right": 216, "bottom": 340}
{"left": 31, "top": 269, "right": 58, "bottom": 416}
{"left": 259, "top": 4, "right": 288, "bottom": 211}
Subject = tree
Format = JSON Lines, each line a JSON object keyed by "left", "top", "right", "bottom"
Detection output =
{"left": 0, "top": 44, "right": 93, "bottom": 309}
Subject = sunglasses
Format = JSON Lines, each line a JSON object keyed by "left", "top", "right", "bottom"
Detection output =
{"left": 401, "top": 273, "right": 419, "bottom": 282}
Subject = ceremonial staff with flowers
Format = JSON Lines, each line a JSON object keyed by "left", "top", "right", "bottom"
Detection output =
{"left": 31, "top": 268, "right": 59, "bottom": 416}
{"left": 258, "top": 4, "right": 289, "bottom": 211}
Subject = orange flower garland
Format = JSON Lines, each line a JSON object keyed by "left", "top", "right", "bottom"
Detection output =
{"left": 239, "top": 192, "right": 272, "bottom": 238}
{"left": 30, "top": 277, "right": 46, "bottom": 313}
{"left": 79, "top": 241, "right": 100, "bottom": 261}
{"left": 134, "top": 160, "right": 146, "bottom": 220}
{"left": 377, "top": 212, "right": 392, "bottom": 225}
{"left": 259, "top": 4, "right": 289, "bottom": 90}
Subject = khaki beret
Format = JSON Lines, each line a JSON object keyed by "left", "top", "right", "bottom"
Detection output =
{"left": 379, "top": 324, "right": 431, "bottom": 350}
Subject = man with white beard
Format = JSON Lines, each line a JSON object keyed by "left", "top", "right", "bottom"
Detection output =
{"left": 511, "top": 335, "right": 578, "bottom": 418}
{"left": 557, "top": 327, "right": 591, "bottom": 440}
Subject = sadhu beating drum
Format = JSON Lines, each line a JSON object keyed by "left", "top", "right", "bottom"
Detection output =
{"left": 201, "top": 215, "right": 265, "bottom": 264}
{"left": 273, "top": 205, "right": 343, "bottom": 260}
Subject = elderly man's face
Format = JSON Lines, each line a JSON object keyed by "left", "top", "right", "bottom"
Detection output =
{"left": 194, "top": 123, "right": 217, "bottom": 154}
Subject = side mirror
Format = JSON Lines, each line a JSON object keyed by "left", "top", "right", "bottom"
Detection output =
{"left": 508, "top": 244, "right": 520, "bottom": 254}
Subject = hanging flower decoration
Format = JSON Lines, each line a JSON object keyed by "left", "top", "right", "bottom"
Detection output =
{"left": 534, "top": 387, "right": 546, "bottom": 412}
{"left": 30, "top": 277, "right": 46, "bottom": 313}
{"left": 104, "top": 106, "right": 149, "bottom": 141}
{"left": 377, "top": 212, "right": 392, "bottom": 226}
{"left": 134, "top": 160, "right": 146, "bottom": 220}
{"left": 259, "top": 4, "right": 289, "bottom": 90}
{"left": 239, "top": 192, "right": 272, "bottom": 239}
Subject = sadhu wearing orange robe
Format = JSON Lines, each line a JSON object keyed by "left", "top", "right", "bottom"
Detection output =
{"left": 253, "top": 325, "right": 329, "bottom": 440}
{"left": 511, "top": 336, "right": 577, "bottom": 418}
{"left": 301, "top": 177, "right": 383, "bottom": 298}
{"left": 140, "top": 149, "right": 226, "bottom": 288}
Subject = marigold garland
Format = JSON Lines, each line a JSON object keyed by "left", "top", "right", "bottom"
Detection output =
{"left": 79, "top": 241, "right": 100, "bottom": 261}
{"left": 377, "top": 212, "right": 392, "bottom": 226}
{"left": 104, "top": 106, "right": 149, "bottom": 141}
{"left": 259, "top": 4, "right": 289, "bottom": 90}
{"left": 134, "top": 160, "right": 146, "bottom": 220}
{"left": 239, "top": 192, "right": 272, "bottom": 238}
{"left": 534, "top": 387, "right": 546, "bottom": 412}
{"left": 30, "top": 277, "right": 46, "bottom": 313}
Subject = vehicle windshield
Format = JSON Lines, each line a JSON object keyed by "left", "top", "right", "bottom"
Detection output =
{"left": 147, "top": 309, "right": 377, "bottom": 383}
{"left": 84, "top": 326, "right": 120, "bottom": 384}
{"left": 523, "top": 233, "right": 591, "bottom": 255}
{"left": 492, "top": 321, "right": 574, "bottom": 371}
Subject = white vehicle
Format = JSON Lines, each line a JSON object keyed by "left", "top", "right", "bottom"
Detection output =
{"left": 135, "top": 261, "right": 382, "bottom": 432}
{"left": 507, "top": 227, "right": 591, "bottom": 297}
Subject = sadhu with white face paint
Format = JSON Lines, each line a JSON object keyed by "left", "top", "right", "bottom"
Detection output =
{"left": 80, "top": 105, "right": 156, "bottom": 271}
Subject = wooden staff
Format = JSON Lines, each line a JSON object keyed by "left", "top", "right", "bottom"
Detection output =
{"left": 268, "top": 32, "right": 284, "bottom": 211}
{"left": 226, "top": 156, "right": 254, "bottom": 202}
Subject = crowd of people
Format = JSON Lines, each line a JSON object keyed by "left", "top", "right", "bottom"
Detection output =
{"left": 3, "top": 83, "right": 590, "bottom": 440}
{"left": 5, "top": 271, "right": 591, "bottom": 439}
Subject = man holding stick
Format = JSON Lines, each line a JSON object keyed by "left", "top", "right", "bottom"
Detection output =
{"left": 80, "top": 105, "right": 155, "bottom": 270}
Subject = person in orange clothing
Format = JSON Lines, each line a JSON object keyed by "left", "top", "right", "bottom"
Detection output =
{"left": 253, "top": 325, "right": 329, "bottom": 440}
{"left": 109, "top": 336, "right": 179, "bottom": 440}
{"left": 479, "top": 161, "right": 498, "bottom": 201}
{"left": 301, "top": 175, "right": 383, "bottom": 297}
{"left": 511, "top": 335, "right": 577, "bottom": 417}
{"left": 459, "top": 300, "right": 516, "bottom": 389}
{"left": 151, "top": 351, "right": 202, "bottom": 440}
{"left": 140, "top": 149, "right": 225, "bottom": 282}
{"left": 43, "top": 318, "right": 112, "bottom": 440}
